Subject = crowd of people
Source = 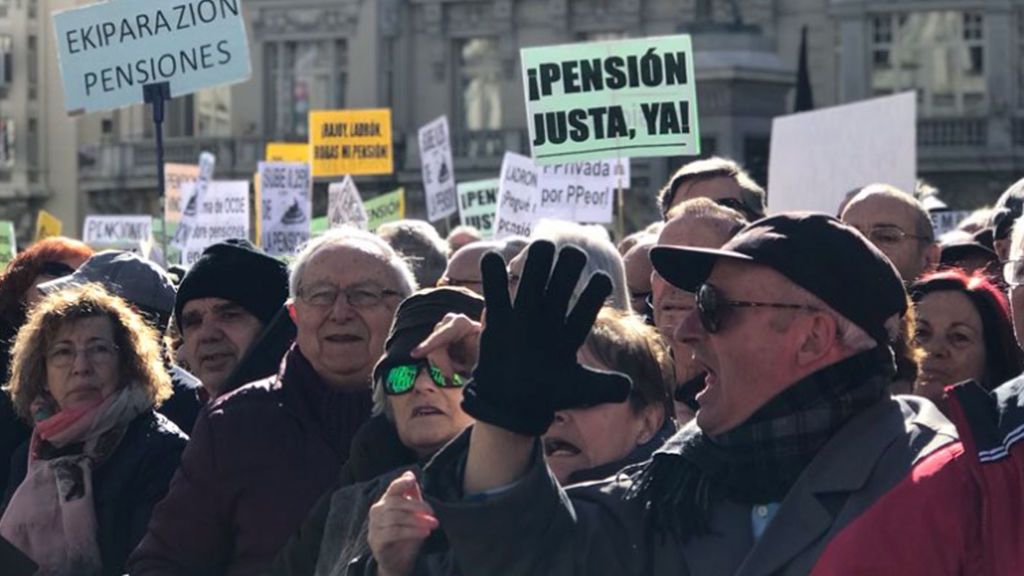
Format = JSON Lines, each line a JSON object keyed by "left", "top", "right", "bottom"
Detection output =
{"left": 0, "top": 155, "right": 1023, "bottom": 575}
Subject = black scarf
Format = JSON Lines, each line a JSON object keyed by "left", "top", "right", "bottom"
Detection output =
{"left": 624, "top": 349, "right": 892, "bottom": 541}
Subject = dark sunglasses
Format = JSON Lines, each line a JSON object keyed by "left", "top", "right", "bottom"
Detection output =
{"left": 696, "top": 283, "right": 818, "bottom": 334}
{"left": 383, "top": 362, "right": 467, "bottom": 395}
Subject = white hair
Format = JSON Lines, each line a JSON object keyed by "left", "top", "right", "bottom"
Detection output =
{"left": 529, "top": 220, "right": 631, "bottom": 312}
{"left": 288, "top": 226, "right": 418, "bottom": 298}
{"left": 1012, "top": 218, "right": 1024, "bottom": 261}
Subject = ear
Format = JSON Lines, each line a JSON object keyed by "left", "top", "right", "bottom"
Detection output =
{"left": 286, "top": 301, "right": 298, "bottom": 322}
{"left": 921, "top": 242, "right": 941, "bottom": 276}
{"left": 795, "top": 312, "right": 840, "bottom": 367}
{"left": 634, "top": 403, "right": 665, "bottom": 446}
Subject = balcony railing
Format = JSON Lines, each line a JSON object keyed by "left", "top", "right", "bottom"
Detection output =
{"left": 917, "top": 119, "right": 987, "bottom": 148}
{"left": 78, "top": 137, "right": 266, "bottom": 182}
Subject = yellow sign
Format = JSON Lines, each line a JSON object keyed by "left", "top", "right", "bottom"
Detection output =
{"left": 266, "top": 143, "right": 310, "bottom": 163}
{"left": 309, "top": 109, "right": 393, "bottom": 176}
{"left": 35, "top": 210, "right": 62, "bottom": 241}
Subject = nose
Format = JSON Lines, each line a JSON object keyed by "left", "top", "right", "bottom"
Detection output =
{"left": 71, "top": 349, "right": 93, "bottom": 374}
{"left": 920, "top": 337, "right": 949, "bottom": 359}
{"left": 412, "top": 369, "right": 438, "bottom": 394}
{"left": 195, "top": 320, "right": 225, "bottom": 344}
{"left": 328, "top": 294, "right": 357, "bottom": 323}
{"left": 674, "top": 306, "right": 705, "bottom": 345}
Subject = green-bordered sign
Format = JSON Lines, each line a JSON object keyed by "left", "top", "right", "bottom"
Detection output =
{"left": 0, "top": 221, "right": 15, "bottom": 271}
{"left": 520, "top": 35, "right": 699, "bottom": 164}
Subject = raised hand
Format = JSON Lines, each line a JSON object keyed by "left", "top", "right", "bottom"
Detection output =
{"left": 461, "top": 241, "right": 633, "bottom": 437}
{"left": 367, "top": 471, "right": 438, "bottom": 576}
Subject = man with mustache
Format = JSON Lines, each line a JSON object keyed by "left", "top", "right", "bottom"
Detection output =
{"left": 131, "top": 228, "right": 417, "bottom": 576}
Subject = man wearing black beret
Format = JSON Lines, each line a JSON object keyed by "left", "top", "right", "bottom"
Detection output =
{"left": 411, "top": 213, "right": 970, "bottom": 574}
{"left": 174, "top": 239, "right": 289, "bottom": 399}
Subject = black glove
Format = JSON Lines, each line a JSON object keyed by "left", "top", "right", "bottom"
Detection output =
{"left": 461, "top": 241, "right": 633, "bottom": 436}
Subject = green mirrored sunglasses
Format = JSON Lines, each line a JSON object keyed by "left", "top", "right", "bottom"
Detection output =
{"left": 383, "top": 362, "right": 467, "bottom": 395}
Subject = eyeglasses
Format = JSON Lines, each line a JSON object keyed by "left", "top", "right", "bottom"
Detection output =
{"left": 695, "top": 283, "right": 819, "bottom": 334}
{"left": 382, "top": 362, "right": 468, "bottom": 395}
{"left": 855, "top": 225, "right": 931, "bottom": 245}
{"left": 1004, "top": 260, "right": 1024, "bottom": 287}
{"left": 46, "top": 340, "right": 119, "bottom": 368}
{"left": 297, "top": 283, "right": 401, "bottom": 309}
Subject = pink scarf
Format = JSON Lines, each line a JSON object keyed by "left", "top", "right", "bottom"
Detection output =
{"left": 0, "top": 386, "right": 151, "bottom": 576}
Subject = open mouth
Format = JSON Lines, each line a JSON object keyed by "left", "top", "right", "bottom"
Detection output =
{"left": 412, "top": 405, "right": 444, "bottom": 418}
{"left": 543, "top": 437, "right": 581, "bottom": 458}
{"left": 200, "top": 352, "right": 234, "bottom": 368}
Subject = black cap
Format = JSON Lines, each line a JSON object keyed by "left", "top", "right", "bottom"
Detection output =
{"left": 650, "top": 212, "right": 907, "bottom": 342}
{"left": 175, "top": 239, "right": 289, "bottom": 327}
{"left": 373, "top": 287, "right": 484, "bottom": 385}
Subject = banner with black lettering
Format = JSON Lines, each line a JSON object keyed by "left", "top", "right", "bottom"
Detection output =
{"left": 458, "top": 179, "right": 499, "bottom": 239}
{"left": 259, "top": 162, "right": 311, "bottom": 257}
{"left": 83, "top": 215, "right": 153, "bottom": 248}
{"left": 494, "top": 152, "right": 540, "bottom": 239}
{"left": 328, "top": 176, "right": 368, "bottom": 230}
{"left": 520, "top": 35, "right": 699, "bottom": 164}
{"left": 418, "top": 116, "right": 458, "bottom": 222}
{"left": 537, "top": 158, "right": 629, "bottom": 223}
{"left": 180, "top": 180, "right": 249, "bottom": 265}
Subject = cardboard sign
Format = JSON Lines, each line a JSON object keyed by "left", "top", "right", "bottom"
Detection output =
{"left": 364, "top": 187, "right": 405, "bottom": 232}
{"left": 457, "top": 179, "right": 499, "bottom": 239}
{"left": 494, "top": 152, "right": 541, "bottom": 239}
{"left": 164, "top": 163, "right": 201, "bottom": 225}
{"left": 310, "top": 109, "right": 393, "bottom": 176}
{"left": 172, "top": 151, "right": 215, "bottom": 250}
{"left": 537, "top": 158, "right": 629, "bottom": 223}
{"left": 35, "top": 210, "right": 63, "bottom": 241}
{"left": 520, "top": 35, "right": 699, "bottom": 164}
{"left": 259, "top": 162, "right": 311, "bottom": 257}
{"left": 266, "top": 142, "right": 309, "bottom": 163}
{"left": 83, "top": 215, "right": 153, "bottom": 246}
{"left": 311, "top": 215, "right": 328, "bottom": 237}
{"left": 328, "top": 176, "right": 368, "bottom": 229}
{"left": 180, "top": 180, "right": 249, "bottom": 265}
{"left": 52, "top": 0, "right": 252, "bottom": 115}
{"left": 0, "top": 221, "right": 16, "bottom": 270}
{"left": 768, "top": 92, "right": 917, "bottom": 215}
{"left": 418, "top": 116, "right": 457, "bottom": 221}
{"left": 931, "top": 210, "right": 972, "bottom": 237}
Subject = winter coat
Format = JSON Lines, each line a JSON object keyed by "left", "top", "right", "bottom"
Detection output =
{"left": 419, "top": 396, "right": 963, "bottom": 576}
{"left": 2, "top": 410, "right": 187, "bottom": 576}
{"left": 129, "top": 347, "right": 373, "bottom": 576}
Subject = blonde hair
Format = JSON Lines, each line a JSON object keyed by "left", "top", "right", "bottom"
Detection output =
{"left": 583, "top": 307, "right": 674, "bottom": 417}
{"left": 5, "top": 284, "right": 172, "bottom": 421}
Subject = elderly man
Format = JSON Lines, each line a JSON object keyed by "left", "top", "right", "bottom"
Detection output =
{"left": 129, "top": 227, "right": 417, "bottom": 576}
{"left": 377, "top": 220, "right": 449, "bottom": 288}
{"left": 623, "top": 237, "right": 656, "bottom": 322}
{"left": 840, "top": 184, "right": 939, "bottom": 283}
{"left": 439, "top": 239, "right": 526, "bottom": 295}
{"left": 406, "top": 213, "right": 963, "bottom": 575}
{"left": 657, "top": 156, "right": 766, "bottom": 221}
{"left": 652, "top": 199, "right": 746, "bottom": 424}
{"left": 172, "top": 240, "right": 290, "bottom": 399}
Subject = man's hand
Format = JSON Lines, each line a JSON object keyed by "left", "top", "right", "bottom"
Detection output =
{"left": 411, "top": 313, "right": 482, "bottom": 380}
{"left": 368, "top": 472, "right": 437, "bottom": 576}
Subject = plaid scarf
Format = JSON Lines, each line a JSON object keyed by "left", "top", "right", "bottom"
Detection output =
{"left": 624, "top": 349, "right": 892, "bottom": 541}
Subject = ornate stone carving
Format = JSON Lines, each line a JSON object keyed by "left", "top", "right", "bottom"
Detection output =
{"left": 253, "top": 3, "right": 362, "bottom": 37}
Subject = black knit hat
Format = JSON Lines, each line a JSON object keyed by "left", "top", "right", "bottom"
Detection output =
{"left": 650, "top": 212, "right": 907, "bottom": 343}
{"left": 372, "top": 287, "right": 485, "bottom": 386}
{"left": 174, "top": 239, "right": 289, "bottom": 327}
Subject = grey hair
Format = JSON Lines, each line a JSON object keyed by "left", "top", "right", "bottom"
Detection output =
{"left": 288, "top": 226, "right": 418, "bottom": 299}
{"left": 1012, "top": 218, "right": 1024, "bottom": 261}
{"left": 376, "top": 220, "right": 450, "bottom": 288}
{"left": 529, "top": 220, "right": 631, "bottom": 312}
{"left": 785, "top": 283, "right": 879, "bottom": 353}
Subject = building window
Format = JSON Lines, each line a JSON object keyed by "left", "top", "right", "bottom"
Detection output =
{"left": 870, "top": 11, "right": 986, "bottom": 116}
{"left": 265, "top": 39, "right": 347, "bottom": 139}
{"left": 26, "top": 117, "right": 36, "bottom": 168}
{"left": 26, "top": 35, "right": 36, "bottom": 87}
{"left": 457, "top": 38, "right": 502, "bottom": 132}
{"left": 27, "top": 0, "right": 36, "bottom": 19}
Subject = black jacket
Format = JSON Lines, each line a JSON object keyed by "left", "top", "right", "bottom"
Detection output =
{"left": 2, "top": 410, "right": 188, "bottom": 576}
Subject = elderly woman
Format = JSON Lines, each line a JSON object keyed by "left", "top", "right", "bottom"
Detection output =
{"left": 0, "top": 237, "right": 93, "bottom": 497}
{"left": 268, "top": 286, "right": 484, "bottom": 576}
{"left": 0, "top": 284, "right": 186, "bottom": 576}
{"left": 543, "top": 308, "right": 675, "bottom": 485}
{"left": 910, "top": 269, "right": 1022, "bottom": 409}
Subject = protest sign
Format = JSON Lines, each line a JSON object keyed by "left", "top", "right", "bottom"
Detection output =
{"left": 35, "top": 210, "right": 63, "bottom": 241}
{"left": 172, "top": 151, "right": 215, "bottom": 250}
{"left": 418, "top": 116, "right": 457, "bottom": 221}
{"left": 520, "top": 35, "right": 699, "bottom": 164}
{"left": 0, "top": 221, "right": 16, "bottom": 270}
{"left": 83, "top": 215, "right": 153, "bottom": 247}
{"left": 311, "top": 216, "right": 328, "bottom": 237}
{"left": 266, "top": 142, "right": 309, "bottom": 163}
{"left": 328, "top": 176, "right": 368, "bottom": 230}
{"left": 310, "top": 109, "right": 393, "bottom": 176}
{"left": 930, "top": 210, "right": 972, "bottom": 237}
{"left": 259, "top": 162, "right": 311, "bottom": 257}
{"left": 180, "top": 180, "right": 249, "bottom": 264}
{"left": 457, "top": 179, "right": 499, "bottom": 239}
{"left": 364, "top": 188, "right": 405, "bottom": 232}
{"left": 537, "top": 158, "right": 629, "bottom": 223}
{"left": 164, "top": 163, "right": 201, "bottom": 225}
{"left": 52, "top": 0, "right": 252, "bottom": 115}
{"left": 494, "top": 152, "right": 541, "bottom": 239}
{"left": 768, "top": 92, "right": 916, "bottom": 215}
